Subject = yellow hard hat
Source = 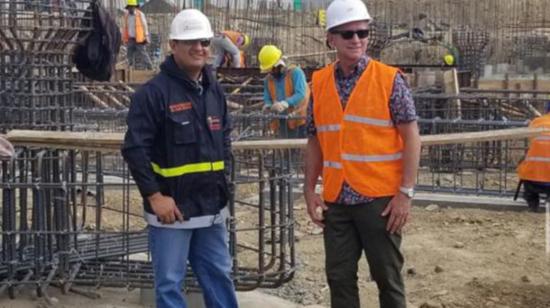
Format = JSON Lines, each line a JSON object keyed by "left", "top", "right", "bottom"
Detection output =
{"left": 444, "top": 54, "right": 454, "bottom": 66}
{"left": 242, "top": 34, "right": 251, "bottom": 49}
{"left": 127, "top": 0, "right": 138, "bottom": 6}
{"left": 258, "top": 45, "right": 282, "bottom": 73}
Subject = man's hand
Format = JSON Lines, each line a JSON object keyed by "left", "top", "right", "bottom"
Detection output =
{"left": 271, "top": 101, "right": 289, "bottom": 113}
{"left": 262, "top": 104, "right": 271, "bottom": 113}
{"left": 304, "top": 190, "right": 328, "bottom": 228}
{"left": 147, "top": 192, "right": 184, "bottom": 224}
{"left": 381, "top": 193, "right": 411, "bottom": 234}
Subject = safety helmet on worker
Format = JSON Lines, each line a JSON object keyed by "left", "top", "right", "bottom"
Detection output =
{"left": 169, "top": 9, "right": 214, "bottom": 41}
{"left": 238, "top": 34, "right": 251, "bottom": 49}
{"left": 326, "top": 0, "right": 372, "bottom": 31}
{"left": 258, "top": 45, "right": 283, "bottom": 73}
{"left": 126, "top": 0, "right": 139, "bottom": 7}
{"left": 443, "top": 54, "right": 455, "bottom": 66}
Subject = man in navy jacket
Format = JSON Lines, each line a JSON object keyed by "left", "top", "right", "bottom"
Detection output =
{"left": 122, "top": 9, "right": 238, "bottom": 308}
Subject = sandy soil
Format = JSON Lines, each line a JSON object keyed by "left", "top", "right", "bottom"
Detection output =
{"left": 1, "top": 188, "right": 549, "bottom": 308}
{"left": 261, "top": 196, "right": 550, "bottom": 308}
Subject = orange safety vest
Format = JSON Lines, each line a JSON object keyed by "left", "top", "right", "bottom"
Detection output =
{"left": 266, "top": 66, "right": 310, "bottom": 130}
{"left": 517, "top": 114, "right": 550, "bottom": 183}
{"left": 123, "top": 10, "right": 146, "bottom": 44}
{"left": 223, "top": 30, "right": 243, "bottom": 47}
{"left": 312, "top": 60, "right": 403, "bottom": 202}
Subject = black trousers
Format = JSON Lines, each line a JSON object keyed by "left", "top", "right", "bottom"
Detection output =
{"left": 323, "top": 197, "right": 406, "bottom": 308}
{"left": 523, "top": 181, "right": 550, "bottom": 211}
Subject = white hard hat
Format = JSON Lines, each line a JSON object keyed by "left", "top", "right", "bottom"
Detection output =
{"left": 326, "top": 0, "right": 371, "bottom": 31}
{"left": 169, "top": 9, "right": 213, "bottom": 41}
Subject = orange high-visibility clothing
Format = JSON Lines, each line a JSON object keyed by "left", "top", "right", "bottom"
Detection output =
{"left": 518, "top": 114, "right": 550, "bottom": 183}
{"left": 312, "top": 60, "right": 403, "bottom": 202}
{"left": 266, "top": 66, "right": 310, "bottom": 130}
{"left": 223, "top": 31, "right": 243, "bottom": 47}
{"left": 123, "top": 10, "right": 146, "bottom": 44}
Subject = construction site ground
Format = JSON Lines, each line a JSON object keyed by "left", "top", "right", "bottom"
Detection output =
{"left": 1, "top": 199, "right": 549, "bottom": 308}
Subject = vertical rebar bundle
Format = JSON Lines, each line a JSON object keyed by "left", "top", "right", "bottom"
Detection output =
{"left": 0, "top": 1, "right": 94, "bottom": 133}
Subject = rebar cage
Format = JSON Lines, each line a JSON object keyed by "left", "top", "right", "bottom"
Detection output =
{"left": 0, "top": 145, "right": 297, "bottom": 298}
{"left": 0, "top": 1, "right": 94, "bottom": 133}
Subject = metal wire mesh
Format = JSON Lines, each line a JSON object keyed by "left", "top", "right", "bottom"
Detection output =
{"left": 0, "top": 1, "right": 94, "bottom": 133}
{"left": 0, "top": 146, "right": 296, "bottom": 298}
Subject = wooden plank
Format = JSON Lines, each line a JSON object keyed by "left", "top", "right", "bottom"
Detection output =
{"left": 230, "top": 77, "right": 253, "bottom": 95}
{"left": 442, "top": 68, "right": 461, "bottom": 118}
{"left": 420, "top": 127, "right": 547, "bottom": 145}
{"left": 6, "top": 127, "right": 548, "bottom": 153}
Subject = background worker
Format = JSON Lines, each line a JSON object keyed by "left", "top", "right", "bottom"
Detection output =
{"left": 122, "top": 0, "right": 153, "bottom": 70}
{"left": 304, "top": 0, "right": 421, "bottom": 307}
{"left": 122, "top": 9, "right": 238, "bottom": 308}
{"left": 517, "top": 102, "right": 550, "bottom": 212}
{"left": 211, "top": 30, "right": 250, "bottom": 68}
{"left": 443, "top": 53, "right": 455, "bottom": 66}
{"left": 259, "top": 44, "right": 309, "bottom": 138}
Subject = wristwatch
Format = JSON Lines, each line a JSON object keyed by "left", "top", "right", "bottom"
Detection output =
{"left": 399, "top": 186, "right": 415, "bottom": 198}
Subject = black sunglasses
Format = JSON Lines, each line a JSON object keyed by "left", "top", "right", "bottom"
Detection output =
{"left": 179, "top": 39, "right": 211, "bottom": 47}
{"left": 331, "top": 29, "right": 369, "bottom": 40}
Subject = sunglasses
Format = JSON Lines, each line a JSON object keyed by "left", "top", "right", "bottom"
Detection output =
{"left": 179, "top": 39, "right": 211, "bottom": 47}
{"left": 331, "top": 29, "right": 370, "bottom": 40}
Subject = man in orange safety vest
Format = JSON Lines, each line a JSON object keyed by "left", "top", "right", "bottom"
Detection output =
{"left": 122, "top": 0, "right": 153, "bottom": 70}
{"left": 517, "top": 102, "right": 550, "bottom": 212}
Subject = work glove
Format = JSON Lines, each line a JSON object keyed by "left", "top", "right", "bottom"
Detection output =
{"left": 271, "top": 101, "right": 289, "bottom": 113}
{"left": 262, "top": 104, "right": 271, "bottom": 113}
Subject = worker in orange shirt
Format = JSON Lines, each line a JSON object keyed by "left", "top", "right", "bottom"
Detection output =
{"left": 211, "top": 30, "right": 250, "bottom": 68}
{"left": 517, "top": 102, "right": 550, "bottom": 212}
{"left": 122, "top": 0, "right": 153, "bottom": 69}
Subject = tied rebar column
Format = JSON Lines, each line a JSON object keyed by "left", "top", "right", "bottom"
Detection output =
{"left": 0, "top": 0, "right": 93, "bottom": 132}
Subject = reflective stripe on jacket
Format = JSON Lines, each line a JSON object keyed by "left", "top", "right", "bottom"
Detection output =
{"left": 123, "top": 10, "right": 146, "bottom": 44}
{"left": 518, "top": 114, "right": 550, "bottom": 183}
{"left": 312, "top": 60, "right": 403, "bottom": 201}
{"left": 267, "top": 66, "right": 310, "bottom": 130}
{"left": 122, "top": 56, "right": 231, "bottom": 223}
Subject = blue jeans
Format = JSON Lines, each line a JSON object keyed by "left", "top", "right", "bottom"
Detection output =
{"left": 149, "top": 223, "right": 238, "bottom": 308}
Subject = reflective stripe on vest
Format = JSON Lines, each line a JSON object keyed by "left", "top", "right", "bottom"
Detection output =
{"left": 525, "top": 156, "right": 550, "bottom": 162}
{"left": 344, "top": 114, "right": 394, "bottom": 127}
{"left": 317, "top": 124, "right": 341, "bottom": 132}
{"left": 323, "top": 161, "right": 342, "bottom": 169}
{"left": 152, "top": 161, "right": 224, "bottom": 178}
{"left": 342, "top": 152, "right": 403, "bottom": 162}
{"left": 535, "top": 136, "right": 550, "bottom": 141}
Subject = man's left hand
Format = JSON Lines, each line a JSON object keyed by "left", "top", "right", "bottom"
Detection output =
{"left": 271, "top": 101, "right": 289, "bottom": 113}
{"left": 381, "top": 193, "right": 411, "bottom": 234}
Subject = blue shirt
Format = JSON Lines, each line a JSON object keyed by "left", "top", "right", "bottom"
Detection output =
{"left": 263, "top": 66, "right": 308, "bottom": 106}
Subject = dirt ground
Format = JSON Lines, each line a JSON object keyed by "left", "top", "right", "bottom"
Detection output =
{"left": 261, "top": 197, "right": 550, "bottom": 308}
{"left": 1, "top": 191, "right": 549, "bottom": 308}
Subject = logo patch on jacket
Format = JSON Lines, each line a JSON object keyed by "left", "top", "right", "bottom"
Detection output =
{"left": 207, "top": 116, "right": 221, "bottom": 131}
{"left": 169, "top": 102, "right": 192, "bottom": 113}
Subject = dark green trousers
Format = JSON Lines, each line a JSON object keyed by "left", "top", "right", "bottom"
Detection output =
{"left": 323, "top": 197, "right": 406, "bottom": 308}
